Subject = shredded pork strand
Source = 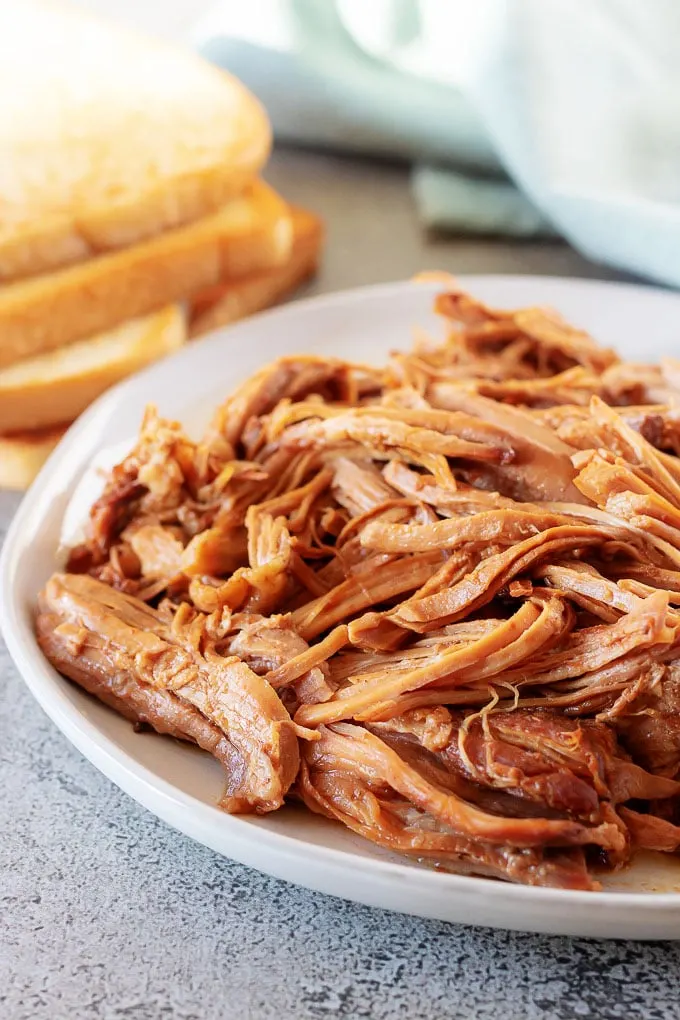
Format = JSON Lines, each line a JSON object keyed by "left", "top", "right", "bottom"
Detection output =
{"left": 35, "top": 280, "right": 680, "bottom": 889}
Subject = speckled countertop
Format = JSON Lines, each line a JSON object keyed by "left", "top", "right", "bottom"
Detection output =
{"left": 3, "top": 150, "right": 680, "bottom": 1020}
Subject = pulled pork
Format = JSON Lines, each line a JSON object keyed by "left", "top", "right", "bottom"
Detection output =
{"left": 36, "top": 280, "right": 680, "bottom": 888}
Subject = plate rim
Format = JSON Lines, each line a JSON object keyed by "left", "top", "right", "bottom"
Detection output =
{"left": 5, "top": 274, "right": 680, "bottom": 933}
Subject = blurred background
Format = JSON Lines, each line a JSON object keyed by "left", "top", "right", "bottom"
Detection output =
{"left": 69, "top": 0, "right": 649, "bottom": 292}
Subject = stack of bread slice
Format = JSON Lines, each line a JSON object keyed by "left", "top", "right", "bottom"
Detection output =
{"left": 0, "top": 1, "right": 323, "bottom": 490}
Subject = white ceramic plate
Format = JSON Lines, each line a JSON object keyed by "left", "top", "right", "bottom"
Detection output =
{"left": 5, "top": 275, "right": 680, "bottom": 940}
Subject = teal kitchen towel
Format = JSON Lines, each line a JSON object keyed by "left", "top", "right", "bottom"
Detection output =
{"left": 196, "top": 0, "right": 680, "bottom": 285}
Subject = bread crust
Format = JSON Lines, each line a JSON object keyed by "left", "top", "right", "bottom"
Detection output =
{"left": 0, "top": 181, "right": 291, "bottom": 370}
{"left": 189, "top": 207, "right": 323, "bottom": 337}
{"left": 0, "top": 426, "right": 66, "bottom": 491}
{"left": 0, "top": 306, "right": 186, "bottom": 433}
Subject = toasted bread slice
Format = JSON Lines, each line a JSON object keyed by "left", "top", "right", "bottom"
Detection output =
{"left": 189, "top": 207, "right": 323, "bottom": 337}
{"left": 0, "top": 180, "right": 292, "bottom": 370}
{"left": 0, "top": 306, "right": 186, "bottom": 433}
{"left": 0, "top": 0, "right": 270, "bottom": 282}
{"left": 0, "top": 209, "right": 321, "bottom": 491}
{"left": 0, "top": 425, "right": 67, "bottom": 492}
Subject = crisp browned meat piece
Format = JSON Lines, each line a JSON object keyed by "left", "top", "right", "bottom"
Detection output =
{"left": 298, "top": 763, "right": 599, "bottom": 889}
{"left": 290, "top": 551, "right": 444, "bottom": 641}
{"left": 537, "top": 561, "right": 641, "bottom": 622}
{"left": 126, "top": 525, "right": 184, "bottom": 582}
{"left": 608, "top": 662, "right": 680, "bottom": 778}
{"left": 619, "top": 807, "right": 680, "bottom": 852}
{"left": 308, "top": 724, "right": 619, "bottom": 849}
{"left": 227, "top": 614, "right": 337, "bottom": 706}
{"left": 359, "top": 508, "right": 581, "bottom": 554}
{"left": 431, "top": 288, "right": 618, "bottom": 375}
{"left": 280, "top": 412, "right": 511, "bottom": 493}
{"left": 382, "top": 459, "right": 527, "bottom": 515}
{"left": 69, "top": 407, "right": 201, "bottom": 570}
{"left": 441, "top": 711, "right": 604, "bottom": 818}
{"left": 424, "top": 387, "right": 583, "bottom": 502}
{"left": 207, "top": 356, "right": 381, "bottom": 450}
{"left": 331, "top": 457, "right": 398, "bottom": 516}
{"left": 296, "top": 598, "right": 572, "bottom": 728}
{"left": 462, "top": 367, "right": 603, "bottom": 409}
{"left": 493, "top": 590, "right": 675, "bottom": 692}
{"left": 391, "top": 524, "right": 633, "bottom": 631}
{"left": 37, "top": 573, "right": 299, "bottom": 813}
{"left": 300, "top": 723, "right": 624, "bottom": 863}
{"left": 439, "top": 709, "right": 679, "bottom": 812}
{"left": 36, "top": 606, "right": 248, "bottom": 777}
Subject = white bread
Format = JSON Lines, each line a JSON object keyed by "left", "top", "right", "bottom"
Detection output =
{"left": 189, "top": 206, "right": 323, "bottom": 337}
{"left": 0, "top": 426, "right": 67, "bottom": 492}
{"left": 0, "top": 306, "right": 186, "bottom": 433}
{"left": 0, "top": 180, "right": 292, "bottom": 370}
{"left": 1, "top": 210, "right": 322, "bottom": 491}
{"left": 0, "top": 0, "right": 271, "bottom": 282}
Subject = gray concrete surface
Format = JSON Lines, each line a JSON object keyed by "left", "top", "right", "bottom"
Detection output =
{"left": 264, "top": 149, "right": 633, "bottom": 295}
{"left": 3, "top": 150, "right": 678, "bottom": 1020}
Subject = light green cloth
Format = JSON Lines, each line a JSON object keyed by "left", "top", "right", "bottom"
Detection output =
{"left": 197, "top": 0, "right": 680, "bottom": 284}
{"left": 414, "top": 167, "right": 556, "bottom": 237}
{"left": 196, "top": 0, "right": 537, "bottom": 236}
